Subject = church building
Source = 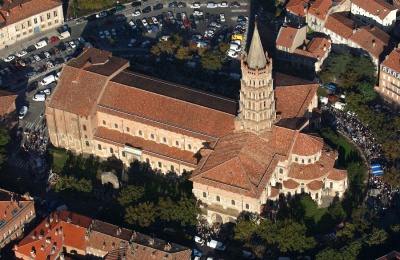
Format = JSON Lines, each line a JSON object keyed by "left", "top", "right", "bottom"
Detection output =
{"left": 46, "top": 23, "right": 347, "bottom": 224}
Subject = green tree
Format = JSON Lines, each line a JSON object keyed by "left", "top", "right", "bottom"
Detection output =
{"left": 118, "top": 185, "right": 145, "bottom": 206}
{"left": 382, "top": 167, "right": 400, "bottom": 190}
{"left": 151, "top": 44, "right": 161, "bottom": 56}
{"left": 175, "top": 196, "right": 201, "bottom": 226}
{"left": 356, "top": 81, "right": 376, "bottom": 103}
{"left": 0, "top": 127, "right": 10, "bottom": 170}
{"left": 125, "top": 202, "right": 157, "bottom": 227}
{"left": 175, "top": 46, "right": 192, "bottom": 60}
{"left": 317, "top": 87, "right": 329, "bottom": 97}
{"left": 157, "top": 197, "right": 177, "bottom": 222}
{"left": 341, "top": 241, "right": 362, "bottom": 260}
{"left": 316, "top": 248, "right": 342, "bottom": 260}
{"left": 258, "top": 219, "right": 316, "bottom": 255}
{"left": 218, "top": 42, "right": 230, "bottom": 53}
{"left": 364, "top": 227, "right": 388, "bottom": 246}
{"left": 328, "top": 202, "right": 346, "bottom": 223}
{"left": 200, "top": 51, "right": 223, "bottom": 70}
{"left": 337, "top": 222, "right": 357, "bottom": 242}
{"left": 339, "top": 71, "right": 359, "bottom": 89}
{"left": 234, "top": 219, "right": 258, "bottom": 241}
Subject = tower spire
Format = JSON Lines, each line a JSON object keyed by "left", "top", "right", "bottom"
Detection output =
{"left": 246, "top": 20, "right": 267, "bottom": 69}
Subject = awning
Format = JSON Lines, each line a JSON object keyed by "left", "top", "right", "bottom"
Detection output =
{"left": 373, "top": 170, "right": 384, "bottom": 176}
{"left": 371, "top": 164, "right": 381, "bottom": 169}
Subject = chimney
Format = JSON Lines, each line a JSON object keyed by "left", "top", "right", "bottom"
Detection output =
{"left": 372, "top": 39, "right": 376, "bottom": 48}
{"left": 102, "top": 241, "right": 106, "bottom": 250}
{"left": 67, "top": 218, "right": 71, "bottom": 224}
{"left": 323, "top": 44, "right": 327, "bottom": 51}
{"left": 6, "top": 11, "right": 9, "bottom": 17}
{"left": 303, "top": 45, "right": 306, "bottom": 50}
{"left": 4, "top": 210, "right": 6, "bottom": 217}
{"left": 30, "top": 249, "right": 36, "bottom": 257}
{"left": 116, "top": 227, "right": 122, "bottom": 236}
{"left": 385, "top": 55, "right": 388, "bottom": 60}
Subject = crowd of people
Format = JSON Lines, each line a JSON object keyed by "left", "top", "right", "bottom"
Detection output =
{"left": 327, "top": 106, "right": 400, "bottom": 212}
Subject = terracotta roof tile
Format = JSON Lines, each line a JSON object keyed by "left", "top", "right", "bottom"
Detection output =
{"left": 294, "top": 37, "right": 331, "bottom": 59}
{"left": 286, "top": 0, "right": 310, "bottom": 17}
{"left": 16, "top": 210, "right": 92, "bottom": 260}
{"left": 288, "top": 148, "right": 337, "bottom": 180}
{"left": 271, "top": 125, "right": 297, "bottom": 155}
{"left": 0, "top": 189, "right": 34, "bottom": 231}
{"left": 99, "top": 76, "right": 236, "bottom": 138}
{"left": 0, "top": 0, "right": 62, "bottom": 27}
{"left": 94, "top": 127, "right": 199, "bottom": 166}
{"left": 307, "top": 180, "right": 323, "bottom": 190}
{"left": 308, "top": 0, "right": 332, "bottom": 21}
{"left": 0, "top": 90, "right": 17, "bottom": 117}
{"left": 381, "top": 48, "right": 400, "bottom": 72}
{"left": 324, "top": 13, "right": 355, "bottom": 39}
{"left": 269, "top": 187, "right": 280, "bottom": 198}
{"left": 275, "top": 83, "right": 319, "bottom": 118}
{"left": 327, "top": 168, "right": 348, "bottom": 181}
{"left": 276, "top": 26, "right": 300, "bottom": 49}
{"left": 349, "top": 25, "right": 390, "bottom": 58}
{"left": 191, "top": 132, "right": 282, "bottom": 198}
{"left": 283, "top": 179, "right": 300, "bottom": 189}
{"left": 292, "top": 132, "right": 324, "bottom": 156}
{"left": 351, "top": 0, "right": 397, "bottom": 20}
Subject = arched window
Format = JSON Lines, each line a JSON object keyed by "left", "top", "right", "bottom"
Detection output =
{"left": 308, "top": 159, "right": 311, "bottom": 163}
{"left": 85, "top": 141, "right": 89, "bottom": 147}
{"left": 295, "top": 157, "right": 298, "bottom": 162}
{"left": 302, "top": 159, "right": 304, "bottom": 163}
{"left": 110, "top": 147, "right": 113, "bottom": 154}
{"left": 98, "top": 144, "right": 102, "bottom": 150}
{"left": 150, "top": 134, "right": 155, "bottom": 140}
{"left": 175, "top": 141, "right": 179, "bottom": 147}
{"left": 126, "top": 127, "right": 130, "bottom": 132}
{"left": 170, "top": 165, "right": 174, "bottom": 172}
{"left": 138, "top": 130, "right": 143, "bottom": 136}
{"left": 158, "top": 162, "right": 162, "bottom": 168}
{"left": 114, "top": 123, "right": 118, "bottom": 129}
{"left": 163, "top": 137, "right": 167, "bottom": 143}
{"left": 102, "top": 120, "right": 106, "bottom": 125}
{"left": 82, "top": 125, "right": 87, "bottom": 131}
{"left": 146, "top": 158, "right": 150, "bottom": 164}
{"left": 279, "top": 168, "right": 283, "bottom": 174}
{"left": 216, "top": 196, "right": 220, "bottom": 202}
{"left": 187, "top": 144, "right": 192, "bottom": 150}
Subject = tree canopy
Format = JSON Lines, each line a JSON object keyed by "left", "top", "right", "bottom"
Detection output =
{"left": 54, "top": 175, "right": 92, "bottom": 193}
{"left": 0, "top": 127, "right": 10, "bottom": 171}
{"left": 118, "top": 185, "right": 145, "bottom": 206}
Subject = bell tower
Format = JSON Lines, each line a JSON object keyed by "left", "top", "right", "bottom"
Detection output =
{"left": 235, "top": 22, "right": 276, "bottom": 133}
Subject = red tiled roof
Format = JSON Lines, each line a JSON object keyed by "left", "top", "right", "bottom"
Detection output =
{"left": 276, "top": 26, "right": 300, "bottom": 49}
{"left": 269, "top": 187, "right": 280, "bottom": 198}
{"left": 275, "top": 83, "right": 319, "bottom": 118}
{"left": 271, "top": 125, "right": 297, "bottom": 156}
{"left": 376, "top": 251, "right": 400, "bottom": 260}
{"left": 16, "top": 210, "right": 92, "bottom": 260}
{"left": 0, "top": 90, "right": 17, "bottom": 117}
{"left": 0, "top": 189, "right": 33, "bottom": 232}
{"left": 99, "top": 78, "right": 236, "bottom": 138}
{"left": 94, "top": 127, "right": 198, "bottom": 166}
{"left": 351, "top": 0, "right": 397, "bottom": 20}
{"left": 327, "top": 168, "right": 348, "bottom": 181}
{"left": 286, "top": 0, "right": 310, "bottom": 17}
{"left": 294, "top": 37, "right": 331, "bottom": 59}
{"left": 381, "top": 48, "right": 400, "bottom": 72}
{"left": 349, "top": 25, "right": 390, "bottom": 58}
{"left": 308, "top": 0, "right": 332, "bottom": 21}
{"left": 48, "top": 49, "right": 129, "bottom": 117}
{"left": 274, "top": 72, "right": 315, "bottom": 86}
{"left": 307, "top": 180, "right": 323, "bottom": 190}
{"left": 0, "top": 0, "right": 62, "bottom": 26}
{"left": 191, "top": 132, "right": 282, "bottom": 198}
{"left": 292, "top": 133, "right": 324, "bottom": 156}
{"left": 283, "top": 179, "right": 300, "bottom": 189}
{"left": 288, "top": 148, "right": 337, "bottom": 180}
{"left": 324, "top": 13, "right": 355, "bottom": 39}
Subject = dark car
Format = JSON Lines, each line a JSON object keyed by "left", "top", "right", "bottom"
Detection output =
{"left": 153, "top": 3, "right": 163, "bottom": 10}
{"left": 115, "top": 4, "right": 126, "bottom": 11}
{"left": 132, "top": 1, "right": 141, "bottom": 7}
{"left": 190, "top": 21, "right": 197, "bottom": 30}
{"left": 142, "top": 6, "right": 151, "bottom": 13}
{"left": 26, "top": 45, "right": 36, "bottom": 53}
{"left": 108, "top": 8, "right": 117, "bottom": 15}
{"left": 87, "top": 14, "right": 97, "bottom": 21}
{"left": 178, "top": 2, "right": 186, "bottom": 7}
{"left": 230, "top": 1, "right": 241, "bottom": 7}
{"left": 26, "top": 81, "right": 38, "bottom": 92}
{"left": 58, "top": 42, "right": 66, "bottom": 52}
{"left": 136, "top": 19, "right": 144, "bottom": 27}
{"left": 168, "top": 1, "right": 178, "bottom": 8}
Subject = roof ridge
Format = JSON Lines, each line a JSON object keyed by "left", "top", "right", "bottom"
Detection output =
{"left": 236, "top": 155, "right": 258, "bottom": 197}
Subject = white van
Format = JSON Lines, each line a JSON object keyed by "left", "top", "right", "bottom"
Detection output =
{"left": 35, "top": 40, "right": 48, "bottom": 49}
{"left": 206, "top": 240, "right": 226, "bottom": 250}
{"left": 59, "top": 31, "right": 71, "bottom": 39}
{"left": 334, "top": 101, "right": 346, "bottom": 111}
{"left": 41, "top": 74, "right": 57, "bottom": 86}
{"left": 18, "top": 106, "right": 28, "bottom": 119}
{"left": 32, "top": 94, "right": 46, "bottom": 101}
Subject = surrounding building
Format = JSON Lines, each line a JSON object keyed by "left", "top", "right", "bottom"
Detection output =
{"left": 276, "top": 25, "right": 331, "bottom": 72}
{"left": 0, "top": 189, "right": 35, "bottom": 249}
{"left": 350, "top": 0, "right": 397, "bottom": 32}
{"left": 307, "top": 0, "right": 335, "bottom": 32}
{"left": 14, "top": 210, "right": 191, "bottom": 259}
{"left": 323, "top": 13, "right": 355, "bottom": 51}
{"left": 285, "top": 0, "right": 310, "bottom": 25}
{"left": 0, "top": 0, "right": 63, "bottom": 50}
{"left": 348, "top": 24, "right": 390, "bottom": 69}
{"left": 376, "top": 251, "right": 400, "bottom": 260}
{"left": 377, "top": 47, "right": 400, "bottom": 105}
{"left": 0, "top": 90, "right": 17, "bottom": 127}
{"left": 190, "top": 23, "right": 347, "bottom": 224}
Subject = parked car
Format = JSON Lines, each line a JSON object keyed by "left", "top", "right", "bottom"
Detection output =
{"left": 128, "top": 39, "right": 137, "bottom": 47}
{"left": 115, "top": 14, "right": 126, "bottom": 22}
{"left": 142, "top": 6, "right": 151, "bottom": 13}
{"left": 69, "top": 40, "right": 76, "bottom": 49}
{"left": 15, "top": 50, "right": 27, "bottom": 57}
{"left": 33, "top": 55, "right": 41, "bottom": 61}
{"left": 49, "top": 36, "right": 60, "bottom": 43}
{"left": 4, "top": 55, "right": 15, "bottom": 62}
{"left": 218, "top": 1, "right": 228, "bottom": 7}
{"left": 96, "top": 11, "right": 107, "bottom": 18}
{"left": 153, "top": 3, "right": 163, "bottom": 10}
{"left": 104, "top": 30, "right": 111, "bottom": 38}
{"left": 99, "top": 31, "right": 105, "bottom": 39}
{"left": 132, "top": 9, "right": 141, "bottom": 16}
{"left": 18, "top": 106, "right": 28, "bottom": 120}
{"left": 116, "top": 4, "right": 126, "bottom": 11}
{"left": 190, "top": 2, "right": 201, "bottom": 8}
{"left": 140, "top": 40, "right": 150, "bottom": 48}
{"left": 132, "top": 1, "right": 141, "bottom": 7}
{"left": 25, "top": 72, "right": 37, "bottom": 78}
